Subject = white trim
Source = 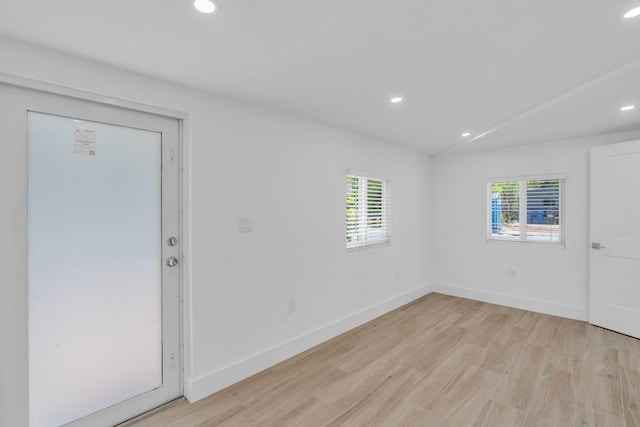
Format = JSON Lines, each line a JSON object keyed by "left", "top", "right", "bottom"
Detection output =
{"left": 346, "top": 239, "right": 391, "bottom": 251}
{"left": 430, "top": 282, "right": 588, "bottom": 321}
{"left": 487, "top": 173, "right": 568, "bottom": 183}
{"left": 346, "top": 168, "right": 388, "bottom": 181}
{"left": 180, "top": 118, "right": 193, "bottom": 401}
{"left": 487, "top": 239, "right": 566, "bottom": 249}
{"left": 0, "top": 72, "right": 188, "bottom": 121}
{"left": 186, "top": 284, "right": 432, "bottom": 402}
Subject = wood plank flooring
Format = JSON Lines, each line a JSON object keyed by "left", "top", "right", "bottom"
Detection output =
{"left": 125, "top": 293, "right": 640, "bottom": 426}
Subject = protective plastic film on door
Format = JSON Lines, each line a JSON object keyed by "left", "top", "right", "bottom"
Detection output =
{"left": 27, "top": 112, "right": 163, "bottom": 427}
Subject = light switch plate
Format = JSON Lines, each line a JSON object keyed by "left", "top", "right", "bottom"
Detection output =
{"left": 238, "top": 217, "right": 253, "bottom": 233}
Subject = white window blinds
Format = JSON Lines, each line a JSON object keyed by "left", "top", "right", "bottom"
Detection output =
{"left": 346, "top": 172, "right": 390, "bottom": 249}
{"left": 488, "top": 176, "right": 565, "bottom": 244}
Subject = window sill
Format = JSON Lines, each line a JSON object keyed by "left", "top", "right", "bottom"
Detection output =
{"left": 487, "top": 238, "right": 566, "bottom": 249}
{"left": 347, "top": 239, "right": 390, "bottom": 251}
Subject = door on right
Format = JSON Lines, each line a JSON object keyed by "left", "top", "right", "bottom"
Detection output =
{"left": 590, "top": 139, "right": 640, "bottom": 339}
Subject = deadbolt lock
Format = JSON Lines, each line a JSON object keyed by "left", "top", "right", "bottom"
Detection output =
{"left": 167, "top": 237, "right": 178, "bottom": 247}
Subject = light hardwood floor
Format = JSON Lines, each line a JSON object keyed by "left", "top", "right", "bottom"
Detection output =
{"left": 126, "top": 293, "right": 640, "bottom": 426}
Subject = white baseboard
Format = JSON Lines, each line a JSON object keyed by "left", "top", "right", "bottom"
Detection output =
{"left": 185, "top": 284, "right": 432, "bottom": 402}
{"left": 430, "top": 282, "right": 588, "bottom": 321}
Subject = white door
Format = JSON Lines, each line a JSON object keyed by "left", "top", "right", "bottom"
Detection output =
{"left": 0, "top": 84, "right": 182, "bottom": 427}
{"left": 590, "top": 139, "right": 640, "bottom": 339}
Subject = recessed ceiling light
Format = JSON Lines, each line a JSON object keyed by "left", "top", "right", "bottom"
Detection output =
{"left": 461, "top": 132, "right": 471, "bottom": 137}
{"left": 390, "top": 97, "right": 403, "bottom": 103}
{"left": 621, "top": 105, "right": 636, "bottom": 111}
{"left": 194, "top": 0, "right": 216, "bottom": 14}
{"left": 624, "top": 6, "right": 640, "bottom": 19}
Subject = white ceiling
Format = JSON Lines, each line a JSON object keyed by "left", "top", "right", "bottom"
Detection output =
{"left": 1, "top": 0, "right": 639, "bottom": 155}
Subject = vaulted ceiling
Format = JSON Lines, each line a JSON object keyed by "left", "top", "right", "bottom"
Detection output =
{"left": 1, "top": 0, "right": 639, "bottom": 155}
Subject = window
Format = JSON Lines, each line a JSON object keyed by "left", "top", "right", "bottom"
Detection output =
{"left": 488, "top": 175, "right": 565, "bottom": 244}
{"left": 346, "top": 171, "right": 390, "bottom": 249}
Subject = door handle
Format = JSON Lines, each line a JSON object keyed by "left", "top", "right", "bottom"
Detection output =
{"left": 591, "top": 242, "right": 605, "bottom": 249}
{"left": 166, "top": 256, "right": 179, "bottom": 267}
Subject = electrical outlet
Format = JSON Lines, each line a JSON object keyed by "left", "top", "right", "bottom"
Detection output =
{"left": 508, "top": 269, "right": 517, "bottom": 279}
{"left": 395, "top": 268, "right": 400, "bottom": 279}
{"left": 288, "top": 298, "right": 296, "bottom": 314}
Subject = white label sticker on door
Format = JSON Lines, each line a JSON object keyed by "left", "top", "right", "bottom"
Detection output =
{"left": 74, "top": 128, "right": 96, "bottom": 156}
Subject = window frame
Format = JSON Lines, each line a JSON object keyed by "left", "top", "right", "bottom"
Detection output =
{"left": 346, "top": 170, "right": 390, "bottom": 250}
{"left": 487, "top": 174, "right": 566, "bottom": 246}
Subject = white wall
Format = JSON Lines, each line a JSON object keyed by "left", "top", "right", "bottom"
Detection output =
{"left": 431, "top": 132, "right": 640, "bottom": 321}
{"left": 0, "top": 35, "right": 432, "bottom": 417}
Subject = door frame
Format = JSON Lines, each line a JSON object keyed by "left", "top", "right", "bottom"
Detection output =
{"left": 0, "top": 73, "right": 192, "bottom": 427}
